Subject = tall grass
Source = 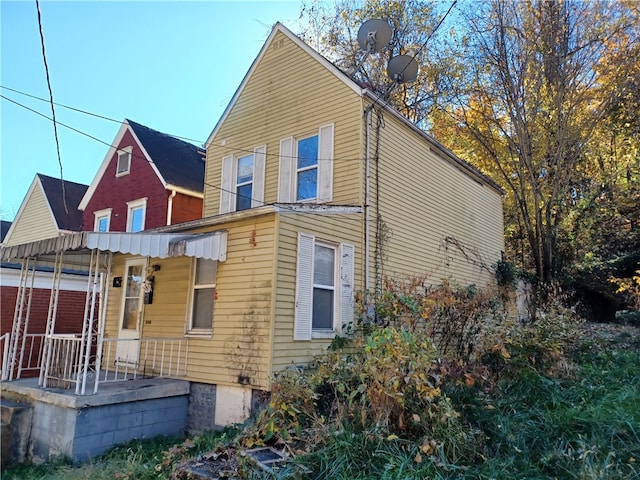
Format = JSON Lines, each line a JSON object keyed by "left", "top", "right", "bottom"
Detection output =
{"left": 280, "top": 347, "right": 639, "bottom": 480}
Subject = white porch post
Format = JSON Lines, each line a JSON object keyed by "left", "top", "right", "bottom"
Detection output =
{"left": 7, "top": 257, "right": 36, "bottom": 381}
{"left": 39, "top": 251, "right": 63, "bottom": 388}
{"left": 92, "top": 251, "right": 112, "bottom": 394}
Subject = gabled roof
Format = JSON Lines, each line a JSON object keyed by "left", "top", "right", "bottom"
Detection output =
{"left": 79, "top": 120, "right": 205, "bottom": 210}
{"left": 205, "top": 22, "right": 364, "bottom": 148}
{"left": 38, "top": 174, "right": 88, "bottom": 231}
{"left": 205, "top": 22, "right": 502, "bottom": 194}
{"left": 3, "top": 174, "right": 88, "bottom": 245}
{"left": 127, "top": 120, "right": 205, "bottom": 193}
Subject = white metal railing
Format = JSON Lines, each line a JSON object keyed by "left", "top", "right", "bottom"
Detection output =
{"left": 97, "top": 337, "right": 188, "bottom": 384}
{"left": 1, "top": 333, "right": 45, "bottom": 381}
{"left": 43, "top": 334, "right": 83, "bottom": 389}
{"left": 4, "top": 333, "right": 187, "bottom": 393}
{"left": 0, "top": 333, "right": 9, "bottom": 380}
{"left": 21, "top": 333, "right": 46, "bottom": 376}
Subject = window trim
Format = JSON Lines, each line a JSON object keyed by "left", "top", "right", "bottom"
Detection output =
{"left": 93, "top": 208, "right": 112, "bottom": 232}
{"left": 278, "top": 123, "right": 334, "bottom": 204}
{"left": 186, "top": 257, "right": 216, "bottom": 336}
{"left": 126, "top": 198, "right": 147, "bottom": 232}
{"left": 295, "top": 134, "right": 319, "bottom": 202}
{"left": 219, "top": 145, "right": 266, "bottom": 214}
{"left": 116, "top": 146, "right": 133, "bottom": 177}
{"left": 294, "top": 232, "right": 354, "bottom": 341}
{"left": 311, "top": 240, "right": 337, "bottom": 338}
{"left": 235, "top": 153, "right": 254, "bottom": 212}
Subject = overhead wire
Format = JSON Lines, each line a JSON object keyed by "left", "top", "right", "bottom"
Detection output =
{"left": 1, "top": 93, "right": 364, "bottom": 227}
{"left": 0, "top": 84, "right": 369, "bottom": 164}
{"left": 35, "top": 0, "right": 68, "bottom": 213}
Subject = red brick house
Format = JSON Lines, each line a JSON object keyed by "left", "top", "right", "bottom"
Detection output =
{"left": 1, "top": 121, "right": 206, "bottom": 379}
{"left": 79, "top": 119, "right": 206, "bottom": 232}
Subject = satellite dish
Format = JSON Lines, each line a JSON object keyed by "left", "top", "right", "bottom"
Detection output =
{"left": 387, "top": 54, "right": 419, "bottom": 83}
{"left": 357, "top": 19, "right": 392, "bottom": 53}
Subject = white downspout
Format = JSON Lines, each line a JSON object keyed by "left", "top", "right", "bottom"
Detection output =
{"left": 167, "top": 190, "right": 177, "bottom": 226}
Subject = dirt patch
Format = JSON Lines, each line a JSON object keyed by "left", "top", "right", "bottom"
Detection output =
{"left": 172, "top": 447, "right": 242, "bottom": 479}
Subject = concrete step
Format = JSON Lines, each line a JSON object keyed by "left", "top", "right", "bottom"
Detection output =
{"left": 1, "top": 398, "right": 31, "bottom": 424}
{"left": 1, "top": 398, "right": 33, "bottom": 467}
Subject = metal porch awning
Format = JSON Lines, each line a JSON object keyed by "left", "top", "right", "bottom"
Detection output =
{"left": 0, "top": 230, "right": 228, "bottom": 263}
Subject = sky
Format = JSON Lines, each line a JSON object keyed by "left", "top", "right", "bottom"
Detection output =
{"left": 0, "top": 0, "right": 307, "bottom": 221}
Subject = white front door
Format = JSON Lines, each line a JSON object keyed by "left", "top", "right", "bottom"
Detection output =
{"left": 116, "top": 258, "right": 146, "bottom": 365}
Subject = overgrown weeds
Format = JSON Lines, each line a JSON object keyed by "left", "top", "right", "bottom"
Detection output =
{"left": 6, "top": 281, "right": 639, "bottom": 479}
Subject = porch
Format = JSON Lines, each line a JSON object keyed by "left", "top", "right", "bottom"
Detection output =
{"left": 2, "top": 375, "right": 190, "bottom": 463}
{"left": 0, "top": 230, "right": 227, "bottom": 394}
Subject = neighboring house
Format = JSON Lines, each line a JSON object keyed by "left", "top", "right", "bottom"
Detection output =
{"left": 1, "top": 22, "right": 504, "bottom": 457}
{"left": 2, "top": 173, "right": 87, "bottom": 246}
{"left": 78, "top": 119, "right": 206, "bottom": 233}
{"left": 0, "top": 220, "right": 12, "bottom": 245}
{"left": 1, "top": 174, "right": 88, "bottom": 377}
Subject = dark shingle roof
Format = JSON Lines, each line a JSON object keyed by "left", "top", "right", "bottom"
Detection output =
{"left": 127, "top": 120, "right": 205, "bottom": 193}
{"left": 38, "top": 174, "right": 88, "bottom": 231}
{"left": 1, "top": 220, "right": 12, "bottom": 242}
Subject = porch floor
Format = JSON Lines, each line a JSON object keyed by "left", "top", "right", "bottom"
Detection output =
{"left": 1, "top": 375, "right": 190, "bottom": 409}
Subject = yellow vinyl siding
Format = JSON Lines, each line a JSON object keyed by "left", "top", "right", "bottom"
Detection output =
{"left": 103, "top": 215, "right": 278, "bottom": 390}
{"left": 204, "top": 30, "right": 363, "bottom": 216}
{"left": 371, "top": 106, "right": 505, "bottom": 287}
{"left": 5, "top": 185, "right": 60, "bottom": 245}
{"left": 187, "top": 215, "right": 275, "bottom": 389}
{"left": 271, "top": 212, "right": 362, "bottom": 372}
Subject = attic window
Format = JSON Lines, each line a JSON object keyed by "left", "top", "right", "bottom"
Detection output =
{"left": 116, "top": 147, "right": 133, "bottom": 176}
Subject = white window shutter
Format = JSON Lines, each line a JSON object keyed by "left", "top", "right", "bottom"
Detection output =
{"left": 278, "top": 137, "right": 294, "bottom": 203}
{"left": 340, "top": 243, "right": 355, "bottom": 332}
{"left": 317, "top": 123, "right": 334, "bottom": 203}
{"left": 252, "top": 145, "right": 266, "bottom": 207}
{"left": 220, "top": 155, "right": 234, "bottom": 214}
{"left": 294, "top": 232, "right": 315, "bottom": 340}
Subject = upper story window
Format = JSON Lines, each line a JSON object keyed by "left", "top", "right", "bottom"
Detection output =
{"left": 93, "top": 208, "right": 112, "bottom": 232}
{"left": 116, "top": 147, "right": 133, "bottom": 176}
{"left": 236, "top": 154, "right": 254, "bottom": 211}
{"left": 296, "top": 135, "right": 318, "bottom": 201}
{"left": 278, "top": 123, "right": 334, "bottom": 204}
{"left": 126, "top": 198, "right": 147, "bottom": 232}
{"left": 188, "top": 258, "right": 217, "bottom": 333}
{"left": 219, "top": 145, "right": 266, "bottom": 214}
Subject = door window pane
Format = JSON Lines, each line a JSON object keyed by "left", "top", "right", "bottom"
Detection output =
{"left": 122, "top": 265, "right": 142, "bottom": 330}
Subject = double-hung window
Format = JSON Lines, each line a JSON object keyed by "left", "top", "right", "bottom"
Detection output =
{"left": 312, "top": 243, "right": 335, "bottom": 330}
{"left": 126, "top": 198, "right": 147, "bottom": 232}
{"left": 278, "top": 123, "right": 334, "bottom": 204}
{"left": 296, "top": 135, "right": 319, "bottom": 201}
{"left": 294, "top": 232, "right": 354, "bottom": 340}
{"left": 116, "top": 147, "right": 132, "bottom": 176}
{"left": 219, "top": 146, "right": 266, "bottom": 214}
{"left": 188, "top": 258, "right": 216, "bottom": 333}
{"left": 236, "top": 154, "right": 254, "bottom": 211}
{"left": 93, "top": 208, "right": 112, "bottom": 232}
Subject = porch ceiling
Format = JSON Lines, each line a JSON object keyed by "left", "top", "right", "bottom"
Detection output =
{"left": 0, "top": 230, "right": 228, "bottom": 263}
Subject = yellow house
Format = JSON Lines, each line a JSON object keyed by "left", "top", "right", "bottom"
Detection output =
{"left": 1, "top": 23, "right": 503, "bottom": 439}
